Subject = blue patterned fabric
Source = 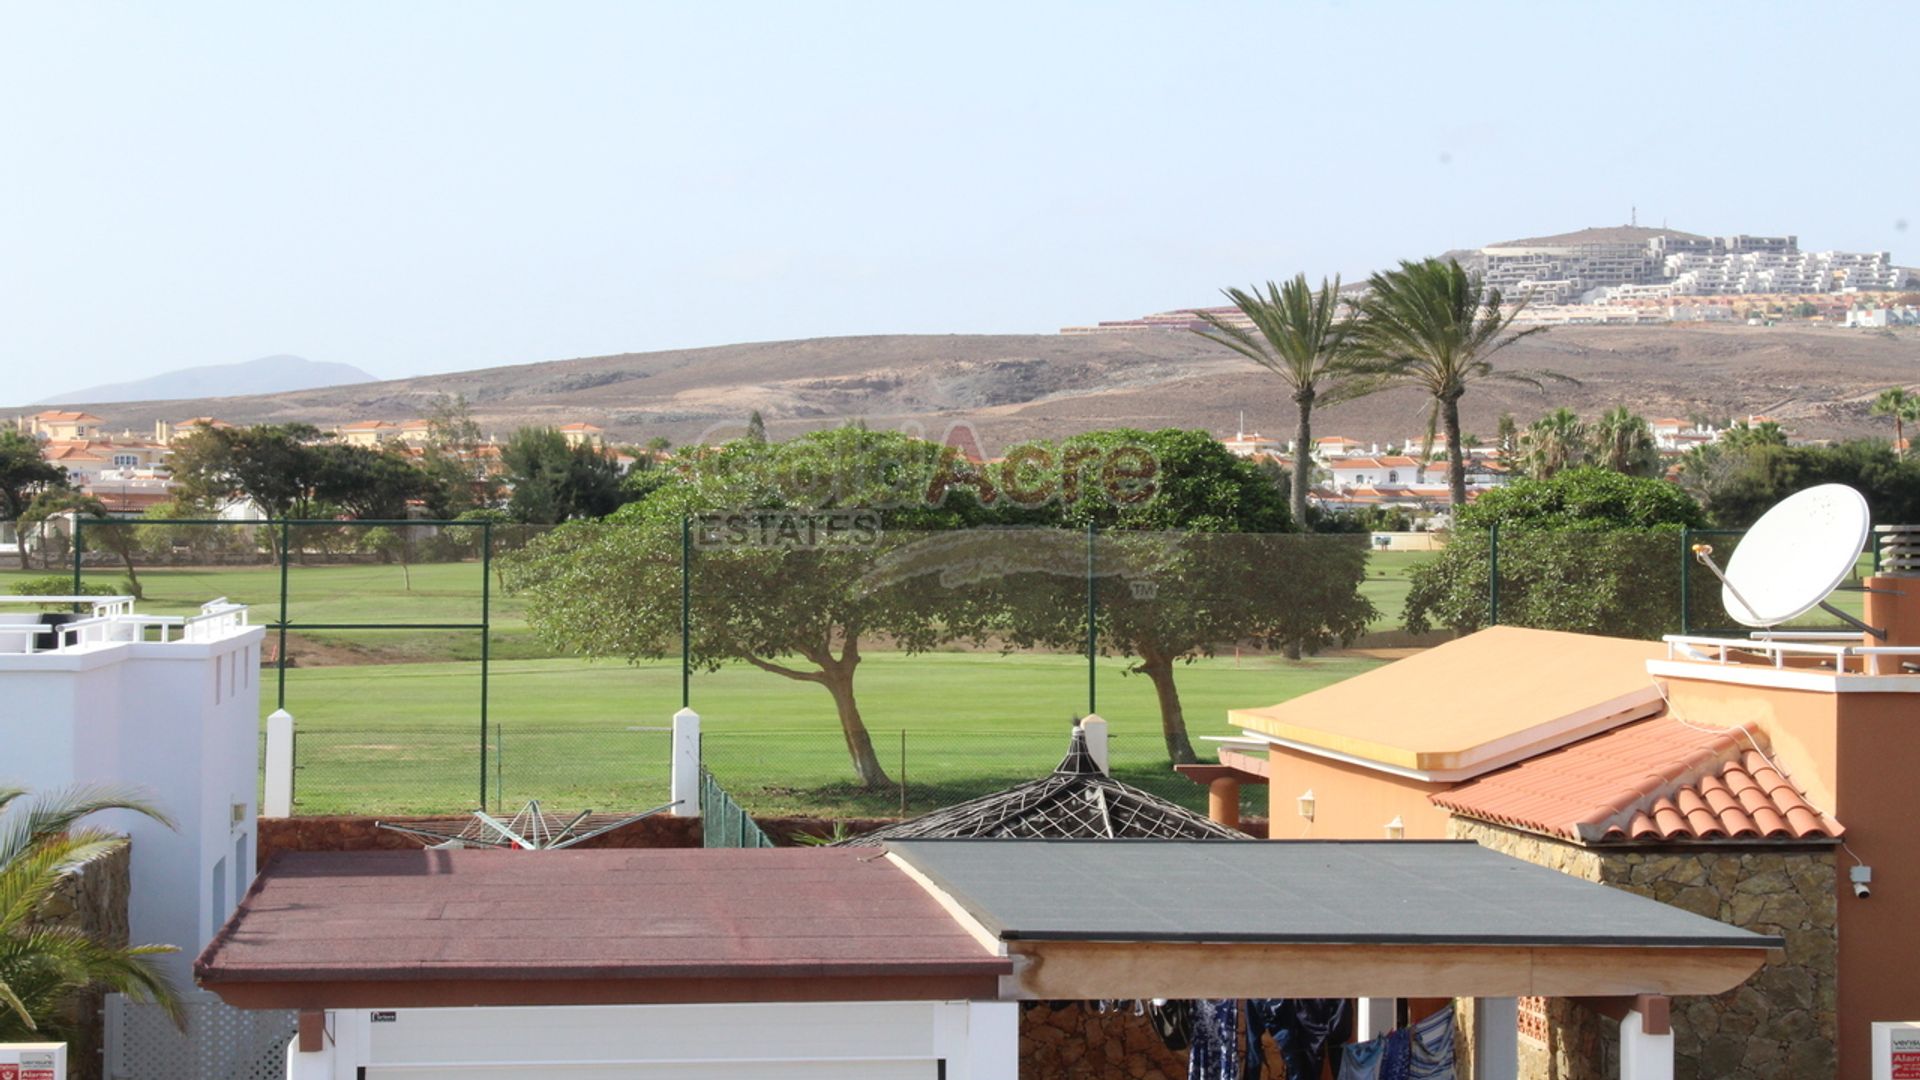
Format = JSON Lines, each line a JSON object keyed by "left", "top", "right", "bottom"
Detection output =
{"left": 1338, "top": 1027, "right": 1412, "bottom": 1080}
{"left": 1407, "top": 1005, "right": 1456, "bottom": 1080}
{"left": 1246, "top": 998, "right": 1352, "bottom": 1080}
{"left": 1190, "top": 999, "right": 1242, "bottom": 1080}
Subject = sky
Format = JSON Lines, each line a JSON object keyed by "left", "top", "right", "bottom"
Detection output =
{"left": 2, "top": 1, "right": 1915, "bottom": 405}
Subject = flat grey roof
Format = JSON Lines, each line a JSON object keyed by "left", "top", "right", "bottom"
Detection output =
{"left": 887, "top": 839, "right": 1782, "bottom": 951}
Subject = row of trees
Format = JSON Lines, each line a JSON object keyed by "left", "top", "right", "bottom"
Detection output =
{"left": 506, "top": 426, "right": 1375, "bottom": 783}
{"left": 1405, "top": 433, "right": 1920, "bottom": 640}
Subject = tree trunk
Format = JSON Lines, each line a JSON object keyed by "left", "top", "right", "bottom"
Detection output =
{"left": 1899, "top": 417, "right": 1906, "bottom": 459}
{"left": 819, "top": 663, "right": 892, "bottom": 789}
{"left": 119, "top": 550, "right": 143, "bottom": 600}
{"left": 1139, "top": 650, "right": 1197, "bottom": 764}
{"left": 1291, "top": 388, "right": 1315, "bottom": 531}
{"left": 1442, "top": 392, "right": 1468, "bottom": 511}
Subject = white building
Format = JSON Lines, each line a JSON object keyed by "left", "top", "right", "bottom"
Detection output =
{"left": 0, "top": 594, "right": 262, "bottom": 985}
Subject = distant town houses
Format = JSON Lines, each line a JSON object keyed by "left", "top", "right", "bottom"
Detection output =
{"left": 7, "top": 410, "right": 623, "bottom": 518}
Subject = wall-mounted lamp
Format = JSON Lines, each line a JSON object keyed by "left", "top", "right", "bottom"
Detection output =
{"left": 1297, "top": 790, "right": 1316, "bottom": 822}
{"left": 1384, "top": 815, "right": 1405, "bottom": 840}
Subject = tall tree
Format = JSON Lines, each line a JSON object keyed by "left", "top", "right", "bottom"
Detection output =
{"left": 19, "top": 491, "right": 144, "bottom": 599}
{"left": 501, "top": 428, "right": 625, "bottom": 524}
{"left": 1192, "top": 275, "right": 1367, "bottom": 528}
{"left": 990, "top": 429, "right": 1369, "bottom": 762}
{"left": 165, "top": 424, "right": 334, "bottom": 521}
{"left": 1591, "top": 406, "right": 1661, "bottom": 477}
{"left": 420, "top": 394, "right": 500, "bottom": 511}
{"left": 1520, "top": 408, "right": 1589, "bottom": 480}
{"left": 1870, "top": 387, "right": 1919, "bottom": 459}
{"left": 0, "top": 786, "right": 182, "bottom": 1041}
{"left": 0, "top": 430, "right": 70, "bottom": 569}
{"left": 1349, "top": 258, "right": 1562, "bottom": 508}
{"left": 744, "top": 411, "right": 768, "bottom": 445}
{"left": 506, "top": 427, "right": 994, "bottom": 788}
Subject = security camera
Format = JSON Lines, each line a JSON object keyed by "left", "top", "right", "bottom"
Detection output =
{"left": 1851, "top": 865, "right": 1872, "bottom": 900}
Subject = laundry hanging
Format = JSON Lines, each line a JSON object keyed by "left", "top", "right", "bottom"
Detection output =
{"left": 1407, "top": 1004, "right": 1456, "bottom": 1080}
{"left": 1337, "top": 1026, "right": 1412, "bottom": 1080}
{"left": 1189, "top": 999, "right": 1242, "bottom": 1080}
{"left": 1246, "top": 998, "right": 1352, "bottom": 1080}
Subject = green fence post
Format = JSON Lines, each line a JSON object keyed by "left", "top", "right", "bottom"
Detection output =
{"left": 70, "top": 517, "right": 83, "bottom": 603}
{"left": 681, "top": 515, "right": 692, "bottom": 710}
{"left": 276, "top": 521, "right": 291, "bottom": 710}
{"left": 1680, "top": 527, "right": 1692, "bottom": 635}
{"left": 480, "top": 521, "right": 492, "bottom": 810}
{"left": 1487, "top": 522, "right": 1500, "bottom": 627}
{"left": 1086, "top": 522, "right": 1097, "bottom": 716}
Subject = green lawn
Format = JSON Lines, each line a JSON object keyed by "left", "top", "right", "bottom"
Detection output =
{"left": 1359, "top": 549, "right": 1436, "bottom": 631}
{"left": 275, "top": 650, "right": 1382, "bottom": 818}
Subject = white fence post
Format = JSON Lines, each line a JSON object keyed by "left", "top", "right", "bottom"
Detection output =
{"left": 263, "top": 709, "right": 295, "bottom": 818}
{"left": 671, "top": 707, "right": 701, "bottom": 817}
{"left": 1078, "top": 715, "right": 1109, "bottom": 775}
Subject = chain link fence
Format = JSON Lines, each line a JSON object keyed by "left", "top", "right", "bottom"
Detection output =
{"left": 5, "top": 515, "right": 1876, "bottom": 821}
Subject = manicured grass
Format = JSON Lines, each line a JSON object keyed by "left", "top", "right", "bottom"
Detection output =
{"left": 275, "top": 650, "right": 1382, "bottom": 817}
{"left": 1358, "top": 549, "right": 1437, "bottom": 631}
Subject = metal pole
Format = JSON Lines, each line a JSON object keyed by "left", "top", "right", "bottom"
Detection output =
{"left": 1086, "top": 522, "right": 1097, "bottom": 716}
{"left": 276, "top": 521, "right": 291, "bottom": 710}
{"left": 480, "top": 521, "right": 493, "bottom": 810}
{"left": 1680, "top": 527, "right": 1691, "bottom": 634}
{"left": 1487, "top": 522, "right": 1500, "bottom": 627}
{"left": 681, "top": 515, "right": 692, "bottom": 709}
{"left": 899, "top": 729, "right": 907, "bottom": 815}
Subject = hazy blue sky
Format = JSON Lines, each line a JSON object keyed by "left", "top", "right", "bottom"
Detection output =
{"left": 3, "top": 1, "right": 1914, "bottom": 404}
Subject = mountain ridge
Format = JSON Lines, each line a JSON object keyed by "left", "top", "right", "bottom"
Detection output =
{"left": 35, "top": 354, "right": 378, "bottom": 405}
{"left": 11, "top": 327, "right": 1918, "bottom": 452}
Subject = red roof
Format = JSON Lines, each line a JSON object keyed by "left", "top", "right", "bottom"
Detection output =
{"left": 1433, "top": 717, "right": 1842, "bottom": 845}
{"left": 196, "top": 849, "right": 1008, "bottom": 1007}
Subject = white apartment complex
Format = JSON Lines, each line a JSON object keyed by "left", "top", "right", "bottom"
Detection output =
{"left": 1477, "top": 226, "right": 1909, "bottom": 304}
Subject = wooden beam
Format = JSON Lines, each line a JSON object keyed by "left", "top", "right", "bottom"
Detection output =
{"left": 1005, "top": 941, "right": 1776, "bottom": 1001}
{"left": 297, "top": 1009, "right": 325, "bottom": 1053}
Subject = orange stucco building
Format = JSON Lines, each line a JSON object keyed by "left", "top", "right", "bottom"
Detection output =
{"left": 1194, "top": 585, "right": 1920, "bottom": 1079}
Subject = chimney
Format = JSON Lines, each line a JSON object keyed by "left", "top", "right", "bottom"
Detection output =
{"left": 1864, "top": 525, "right": 1920, "bottom": 669}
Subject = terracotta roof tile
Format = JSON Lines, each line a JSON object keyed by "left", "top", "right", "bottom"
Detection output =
{"left": 1432, "top": 717, "right": 1843, "bottom": 845}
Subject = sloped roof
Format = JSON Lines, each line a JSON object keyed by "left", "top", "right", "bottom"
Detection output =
{"left": 31, "top": 409, "right": 103, "bottom": 423}
{"left": 1232, "top": 627, "right": 1666, "bottom": 780}
{"left": 837, "top": 728, "right": 1243, "bottom": 846}
{"left": 1433, "top": 717, "right": 1842, "bottom": 845}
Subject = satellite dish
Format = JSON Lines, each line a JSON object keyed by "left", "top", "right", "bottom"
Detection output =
{"left": 1715, "top": 484, "right": 1870, "bottom": 628}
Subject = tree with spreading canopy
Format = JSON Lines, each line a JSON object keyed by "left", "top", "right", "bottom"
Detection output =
{"left": 0, "top": 430, "right": 70, "bottom": 569}
{"left": 501, "top": 427, "right": 625, "bottom": 524}
{"left": 1402, "top": 467, "right": 1707, "bottom": 639}
{"left": 987, "top": 429, "right": 1372, "bottom": 763}
{"left": 505, "top": 427, "right": 993, "bottom": 788}
{"left": 19, "top": 491, "right": 145, "bottom": 599}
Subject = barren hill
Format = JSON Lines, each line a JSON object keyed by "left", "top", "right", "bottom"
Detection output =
{"left": 14, "top": 325, "right": 1919, "bottom": 454}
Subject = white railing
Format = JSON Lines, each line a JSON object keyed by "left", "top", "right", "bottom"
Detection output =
{"left": 0, "top": 596, "right": 249, "bottom": 654}
{"left": 1664, "top": 634, "right": 1920, "bottom": 674}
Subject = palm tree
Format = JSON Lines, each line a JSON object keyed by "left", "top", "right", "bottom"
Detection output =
{"left": 1349, "top": 258, "right": 1563, "bottom": 509}
{"left": 1871, "top": 387, "right": 1918, "bottom": 458}
{"left": 1520, "top": 408, "right": 1588, "bottom": 480}
{"left": 0, "top": 786, "right": 182, "bottom": 1042}
{"left": 1193, "top": 275, "right": 1366, "bottom": 529}
{"left": 1591, "top": 406, "right": 1661, "bottom": 477}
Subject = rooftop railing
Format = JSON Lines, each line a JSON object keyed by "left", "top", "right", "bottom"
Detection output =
{"left": 0, "top": 596, "right": 250, "bottom": 655}
{"left": 1663, "top": 633, "right": 1920, "bottom": 676}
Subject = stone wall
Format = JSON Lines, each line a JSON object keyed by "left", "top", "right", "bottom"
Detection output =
{"left": 1018, "top": 1003, "right": 1189, "bottom": 1080}
{"left": 29, "top": 844, "right": 131, "bottom": 1080}
{"left": 1448, "top": 818, "right": 1838, "bottom": 1080}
